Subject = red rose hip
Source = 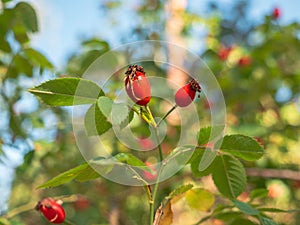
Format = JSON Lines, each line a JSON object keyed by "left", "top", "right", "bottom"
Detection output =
{"left": 238, "top": 56, "right": 252, "bottom": 67}
{"left": 125, "top": 64, "right": 151, "bottom": 106}
{"left": 272, "top": 7, "right": 281, "bottom": 19}
{"left": 35, "top": 198, "right": 66, "bottom": 224}
{"left": 175, "top": 79, "right": 201, "bottom": 107}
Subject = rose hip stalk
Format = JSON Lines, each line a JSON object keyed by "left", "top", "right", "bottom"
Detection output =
{"left": 125, "top": 64, "right": 151, "bottom": 106}
{"left": 175, "top": 79, "right": 201, "bottom": 107}
{"left": 35, "top": 198, "right": 66, "bottom": 224}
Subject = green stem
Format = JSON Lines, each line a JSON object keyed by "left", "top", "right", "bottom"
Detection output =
{"left": 5, "top": 202, "right": 36, "bottom": 219}
{"left": 154, "top": 128, "right": 163, "bottom": 162}
{"left": 156, "top": 105, "right": 177, "bottom": 127}
{"left": 145, "top": 105, "right": 163, "bottom": 161}
{"left": 149, "top": 166, "right": 163, "bottom": 225}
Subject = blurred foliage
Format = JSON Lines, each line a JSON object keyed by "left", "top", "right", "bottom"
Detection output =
{"left": 1, "top": 0, "right": 300, "bottom": 225}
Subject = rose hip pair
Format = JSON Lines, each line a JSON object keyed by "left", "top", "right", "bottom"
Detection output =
{"left": 125, "top": 64, "right": 201, "bottom": 107}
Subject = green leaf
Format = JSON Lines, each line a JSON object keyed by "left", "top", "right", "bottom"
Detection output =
{"left": 198, "top": 126, "right": 225, "bottom": 146}
{"left": 29, "top": 77, "right": 104, "bottom": 106}
{"left": 114, "top": 153, "right": 148, "bottom": 168}
{"left": 167, "top": 184, "right": 193, "bottom": 199}
{"left": 120, "top": 109, "right": 134, "bottom": 129}
{"left": 97, "top": 96, "right": 113, "bottom": 118}
{"left": 233, "top": 199, "right": 259, "bottom": 216}
{"left": 82, "top": 39, "right": 109, "bottom": 51}
{"left": 214, "top": 211, "right": 244, "bottom": 221}
{"left": 185, "top": 188, "right": 215, "bottom": 211}
{"left": 98, "top": 96, "right": 133, "bottom": 128}
{"left": 219, "top": 135, "right": 264, "bottom": 161}
{"left": 37, "top": 163, "right": 100, "bottom": 188}
{"left": 17, "top": 150, "right": 34, "bottom": 172}
{"left": 230, "top": 218, "right": 258, "bottom": 225}
{"left": 260, "top": 217, "right": 278, "bottom": 225}
{"left": 23, "top": 48, "right": 53, "bottom": 68}
{"left": 258, "top": 208, "right": 298, "bottom": 213}
{"left": 250, "top": 189, "right": 268, "bottom": 201}
{"left": 212, "top": 154, "right": 247, "bottom": 198}
{"left": 198, "top": 149, "right": 218, "bottom": 171}
{"left": 0, "top": 36, "right": 11, "bottom": 52}
{"left": 111, "top": 103, "right": 129, "bottom": 125}
{"left": 14, "top": 2, "right": 38, "bottom": 32}
{"left": 14, "top": 54, "right": 33, "bottom": 77}
{"left": 0, "top": 217, "right": 10, "bottom": 225}
{"left": 84, "top": 104, "right": 112, "bottom": 136}
{"left": 190, "top": 148, "right": 216, "bottom": 177}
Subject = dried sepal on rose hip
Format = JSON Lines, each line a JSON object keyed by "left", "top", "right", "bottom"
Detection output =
{"left": 175, "top": 79, "right": 201, "bottom": 107}
{"left": 125, "top": 64, "right": 151, "bottom": 106}
{"left": 35, "top": 198, "right": 66, "bottom": 224}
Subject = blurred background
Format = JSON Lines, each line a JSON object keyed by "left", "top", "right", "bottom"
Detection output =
{"left": 0, "top": 0, "right": 300, "bottom": 224}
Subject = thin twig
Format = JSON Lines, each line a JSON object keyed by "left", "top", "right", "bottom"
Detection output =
{"left": 245, "top": 168, "right": 300, "bottom": 181}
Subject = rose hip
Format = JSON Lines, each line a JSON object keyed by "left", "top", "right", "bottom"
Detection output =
{"left": 175, "top": 79, "right": 201, "bottom": 107}
{"left": 125, "top": 64, "right": 151, "bottom": 106}
{"left": 35, "top": 198, "right": 65, "bottom": 224}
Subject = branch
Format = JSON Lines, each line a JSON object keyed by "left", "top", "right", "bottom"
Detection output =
{"left": 246, "top": 168, "right": 300, "bottom": 181}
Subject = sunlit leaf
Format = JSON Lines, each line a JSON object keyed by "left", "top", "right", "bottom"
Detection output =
{"left": 185, "top": 188, "right": 215, "bottom": 211}
{"left": 29, "top": 77, "right": 104, "bottom": 106}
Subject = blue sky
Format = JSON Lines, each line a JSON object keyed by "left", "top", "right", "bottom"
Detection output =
{"left": 26, "top": 0, "right": 300, "bottom": 69}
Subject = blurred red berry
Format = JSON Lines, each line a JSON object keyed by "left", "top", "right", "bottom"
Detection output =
{"left": 273, "top": 7, "right": 281, "bottom": 19}
{"left": 35, "top": 198, "right": 65, "bottom": 224}
{"left": 238, "top": 56, "right": 252, "bottom": 67}
{"left": 139, "top": 137, "right": 154, "bottom": 151}
{"left": 143, "top": 162, "right": 157, "bottom": 181}
{"left": 218, "top": 46, "right": 232, "bottom": 61}
{"left": 175, "top": 79, "right": 201, "bottom": 107}
{"left": 125, "top": 64, "right": 151, "bottom": 106}
{"left": 268, "top": 184, "right": 284, "bottom": 199}
{"left": 73, "top": 196, "right": 90, "bottom": 211}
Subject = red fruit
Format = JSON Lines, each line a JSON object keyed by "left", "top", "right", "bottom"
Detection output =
{"left": 273, "top": 7, "right": 281, "bottom": 19}
{"left": 125, "top": 64, "right": 151, "bottom": 106}
{"left": 35, "top": 198, "right": 66, "bottom": 224}
{"left": 218, "top": 46, "right": 232, "bottom": 61}
{"left": 143, "top": 162, "right": 157, "bottom": 181}
{"left": 139, "top": 137, "right": 154, "bottom": 151}
{"left": 73, "top": 196, "right": 90, "bottom": 211}
{"left": 175, "top": 79, "right": 201, "bottom": 107}
{"left": 238, "top": 56, "right": 252, "bottom": 67}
